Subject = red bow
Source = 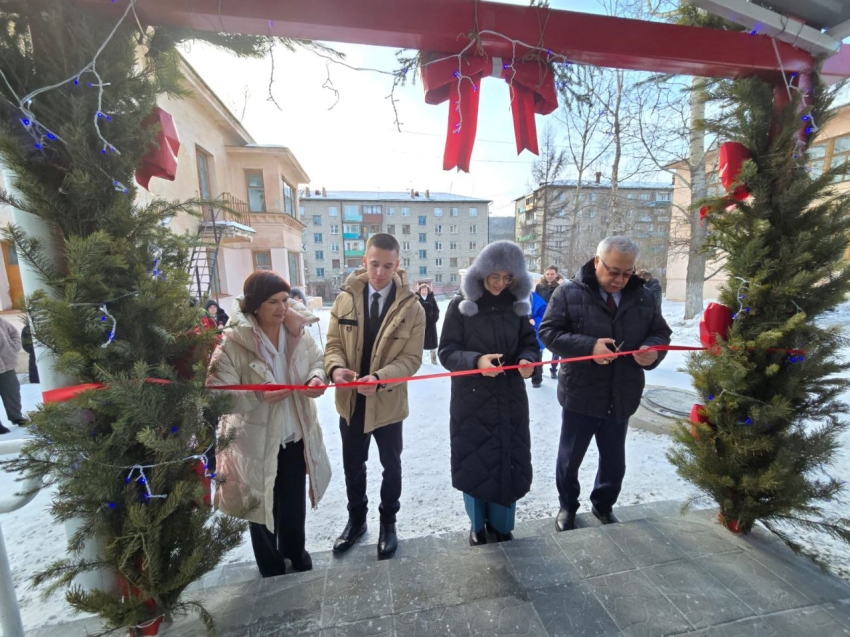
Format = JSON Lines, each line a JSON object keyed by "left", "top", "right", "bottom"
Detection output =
{"left": 422, "top": 55, "right": 558, "bottom": 172}
{"left": 136, "top": 107, "right": 180, "bottom": 190}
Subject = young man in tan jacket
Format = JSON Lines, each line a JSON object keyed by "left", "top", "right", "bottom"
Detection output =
{"left": 324, "top": 233, "right": 426, "bottom": 559}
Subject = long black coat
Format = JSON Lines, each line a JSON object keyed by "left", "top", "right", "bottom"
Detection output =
{"left": 418, "top": 292, "right": 440, "bottom": 350}
{"left": 539, "top": 259, "right": 672, "bottom": 422}
{"left": 438, "top": 290, "right": 540, "bottom": 505}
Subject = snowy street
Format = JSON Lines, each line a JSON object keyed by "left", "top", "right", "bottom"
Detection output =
{"left": 2, "top": 297, "right": 849, "bottom": 631}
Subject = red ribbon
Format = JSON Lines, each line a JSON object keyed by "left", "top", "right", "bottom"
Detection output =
{"left": 421, "top": 55, "right": 558, "bottom": 172}
{"left": 41, "top": 344, "right": 805, "bottom": 403}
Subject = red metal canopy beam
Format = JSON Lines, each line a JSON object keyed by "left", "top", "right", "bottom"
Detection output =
{"left": 74, "top": 0, "right": 850, "bottom": 83}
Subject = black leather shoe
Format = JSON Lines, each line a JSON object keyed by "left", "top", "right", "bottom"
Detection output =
{"left": 377, "top": 523, "right": 398, "bottom": 559}
{"left": 469, "top": 527, "right": 487, "bottom": 546}
{"left": 591, "top": 506, "right": 619, "bottom": 525}
{"left": 333, "top": 519, "right": 367, "bottom": 553}
{"left": 485, "top": 523, "right": 514, "bottom": 542}
{"left": 555, "top": 508, "right": 577, "bottom": 532}
{"left": 550, "top": 369, "right": 558, "bottom": 379}
{"left": 532, "top": 381, "right": 542, "bottom": 388}
{"left": 0, "top": 424, "right": 9, "bottom": 435}
{"left": 289, "top": 550, "right": 313, "bottom": 572}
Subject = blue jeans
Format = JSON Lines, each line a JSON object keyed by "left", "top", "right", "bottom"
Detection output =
{"left": 463, "top": 493, "right": 516, "bottom": 534}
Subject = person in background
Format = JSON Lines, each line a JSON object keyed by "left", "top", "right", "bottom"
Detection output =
{"left": 535, "top": 265, "right": 562, "bottom": 379}
{"left": 0, "top": 317, "right": 24, "bottom": 434}
{"left": 205, "top": 299, "right": 229, "bottom": 328}
{"left": 439, "top": 241, "right": 539, "bottom": 546}
{"left": 540, "top": 236, "right": 671, "bottom": 532}
{"left": 528, "top": 290, "right": 548, "bottom": 388}
{"left": 290, "top": 287, "right": 308, "bottom": 306}
{"left": 207, "top": 270, "right": 332, "bottom": 577}
{"left": 638, "top": 270, "right": 663, "bottom": 313}
{"left": 417, "top": 283, "right": 440, "bottom": 364}
{"left": 21, "top": 322, "right": 38, "bottom": 385}
{"left": 324, "top": 233, "right": 426, "bottom": 560}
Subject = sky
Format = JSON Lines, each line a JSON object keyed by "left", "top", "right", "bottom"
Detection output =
{"left": 180, "top": 0, "right": 610, "bottom": 218}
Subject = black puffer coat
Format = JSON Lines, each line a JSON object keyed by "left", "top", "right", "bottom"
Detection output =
{"left": 539, "top": 259, "right": 672, "bottom": 422}
{"left": 418, "top": 292, "right": 440, "bottom": 350}
{"left": 439, "top": 290, "right": 540, "bottom": 505}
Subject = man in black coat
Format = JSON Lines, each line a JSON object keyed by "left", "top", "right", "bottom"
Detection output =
{"left": 539, "top": 236, "right": 672, "bottom": 531}
{"left": 535, "top": 265, "right": 562, "bottom": 380}
{"left": 638, "top": 270, "right": 663, "bottom": 314}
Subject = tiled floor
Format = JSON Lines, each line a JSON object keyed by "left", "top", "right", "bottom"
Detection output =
{"left": 29, "top": 502, "right": 850, "bottom": 637}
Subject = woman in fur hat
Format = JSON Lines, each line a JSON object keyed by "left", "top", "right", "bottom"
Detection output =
{"left": 438, "top": 241, "right": 539, "bottom": 545}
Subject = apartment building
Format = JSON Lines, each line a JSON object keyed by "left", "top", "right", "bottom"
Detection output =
{"left": 513, "top": 178, "right": 673, "bottom": 281}
{"left": 299, "top": 190, "right": 491, "bottom": 299}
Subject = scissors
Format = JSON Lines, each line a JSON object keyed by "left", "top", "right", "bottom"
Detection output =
{"left": 602, "top": 341, "right": 624, "bottom": 364}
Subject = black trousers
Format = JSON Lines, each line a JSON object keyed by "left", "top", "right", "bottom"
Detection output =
{"left": 340, "top": 396, "right": 403, "bottom": 524}
{"left": 556, "top": 409, "right": 628, "bottom": 514}
{"left": 0, "top": 369, "right": 22, "bottom": 422}
{"left": 531, "top": 349, "right": 544, "bottom": 383}
{"left": 249, "top": 440, "right": 306, "bottom": 578}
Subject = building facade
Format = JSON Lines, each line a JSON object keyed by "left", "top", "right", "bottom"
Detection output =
{"left": 0, "top": 55, "right": 308, "bottom": 311}
{"left": 299, "top": 190, "right": 491, "bottom": 299}
{"left": 513, "top": 179, "right": 673, "bottom": 281}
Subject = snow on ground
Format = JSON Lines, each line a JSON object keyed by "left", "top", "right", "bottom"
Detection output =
{"left": 2, "top": 297, "right": 849, "bottom": 631}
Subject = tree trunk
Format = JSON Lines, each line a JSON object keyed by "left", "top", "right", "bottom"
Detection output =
{"left": 685, "top": 78, "right": 708, "bottom": 320}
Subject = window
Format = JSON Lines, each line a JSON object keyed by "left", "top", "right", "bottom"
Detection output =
{"left": 449, "top": 225, "right": 458, "bottom": 234}
{"left": 450, "top": 273, "right": 457, "bottom": 283}
{"left": 450, "top": 257, "right": 458, "bottom": 267}
{"left": 591, "top": 193, "right": 598, "bottom": 202}
{"left": 282, "top": 180, "right": 294, "bottom": 215}
{"left": 419, "top": 233, "right": 427, "bottom": 243}
{"left": 330, "top": 224, "right": 339, "bottom": 235}
{"left": 830, "top": 135, "right": 850, "bottom": 182}
{"left": 469, "top": 224, "right": 477, "bottom": 234}
{"left": 808, "top": 143, "right": 827, "bottom": 177}
{"left": 450, "top": 207, "right": 459, "bottom": 217}
{"left": 316, "top": 268, "right": 325, "bottom": 277}
{"left": 253, "top": 251, "right": 271, "bottom": 270}
{"left": 449, "top": 241, "right": 458, "bottom": 250}
{"left": 419, "top": 250, "right": 427, "bottom": 259}
{"left": 402, "top": 225, "right": 411, "bottom": 235}
{"left": 656, "top": 191, "right": 671, "bottom": 201}
{"left": 435, "top": 274, "right": 443, "bottom": 283}
{"left": 205, "top": 247, "right": 222, "bottom": 295}
{"left": 328, "top": 206, "right": 339, "bottom": 216}
{"left": 299, "top": 205, "right": 305, "bottom": 218}
{"left": 362, "top": 205, "right": 382, "bottom": 214}
{"left": 246, "top": 171, "right": 265, "bottom": 212}
{"left": 196, "top": 147, "right": 213, "bottom": 201}
{"left": 288, "top": 251, "right": 301, "bottom": 285}
{"left": 403, "top": 258, "right": 411, "bottom": 267}
{"left": 330, "top": 242, "right": 340, "bottom": 252}
{"left": 387, "top": 224, "right": 395, "bottom": 234}
{"left": 387, "top": 207, "right": 396, "bottom": 216}
{"left": 418, "top": 215, "right": 427, "bottom": 226}
{"left": 468, "top": 207, "right": 478, "bottom": 217}
{"left": 434, "top": 224, "right": 443, "bottom": 234}
{"left": 315, "top": 250, "right": 324, "bottom": 260}
{"left": 314, "top": 233, "right": 323, "bottom": 242}
{"left": 419, "top": 266, "right": 427, "bottom": 275}
{"left": 312, "top": 215, "right": 322, "bottom": 226}
{"left": 343, "top": 224, "right": 359, "bottom": 234}
{"left": 639, "top": 192, "right": 650, "bottom": 200}
{"left": 332, "top": 259, "right": 340, "bottom": 268}
{"left": 403, "top": 241, "right": 411, "bottom": 251}
{"left": 435, "top": 258, "right": 443, "bottom": 266}
{"left": 435, "top": 241, "right": 443, "bottom": 250}
{"left": 469, "top": 241, "right": 477, "bottom": 250}
{"left": 401, "top": 207, "right": 410, "bottom": 216}
{"left": 434, "top": 207, "right": 443, "bottom": 217}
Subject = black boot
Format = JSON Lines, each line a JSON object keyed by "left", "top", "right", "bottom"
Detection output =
{"left": 289, "top": 550, "right": 313, "bottom": 572}
{"left": 469, "top": 527, "right": 487, "bottom": 546}
{"left": 0, "top": 423, "right": 9, "bottom": 435}
{"left": 377, "top": 523, "right": 398, "bottom": 560}
{"left": 591, "top": 506, "right": 619, "bottom": 525}
{"left": 333, "top": 519, "right": 367, "bottom": 553}
{"left": 485, "top": 523, "right": 513, "bottom": 542}
{"left": 555, "top": 508, "right": 577, "bottom": 532}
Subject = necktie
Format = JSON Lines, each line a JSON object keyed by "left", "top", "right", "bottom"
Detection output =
{"left": 370, "top": 292, "right": 381, "bottom": 333}
{"left": 606, "top": 292, "right": 617, "bottom": 313}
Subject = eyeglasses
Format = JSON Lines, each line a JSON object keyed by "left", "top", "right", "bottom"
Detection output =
{"left": 487, "top": 274, "right": 515, "bottom": 285}
{"left": 599, "top": 258, "right": 635, "bottom": 280}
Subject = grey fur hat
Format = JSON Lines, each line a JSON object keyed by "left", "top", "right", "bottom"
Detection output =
{"left": 459, "top": 240, "right": 532, "bottom": 317}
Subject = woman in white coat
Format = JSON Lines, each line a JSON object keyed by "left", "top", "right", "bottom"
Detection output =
{"left": 207, "top": 270, "right": 332, "bottom": 577}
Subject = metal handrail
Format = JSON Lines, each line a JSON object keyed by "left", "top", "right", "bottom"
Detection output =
{"left": 0, "top": 436, "right": 43, "bottom": 637}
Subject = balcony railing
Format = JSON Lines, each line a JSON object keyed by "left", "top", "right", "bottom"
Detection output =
{"left": 202, "top": 193, "right": 251, "bottom": 226}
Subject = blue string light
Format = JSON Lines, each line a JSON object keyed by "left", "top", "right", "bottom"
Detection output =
{"left": 108, "top": 502, "right": 116, "bottom": 508}
{"left": 708, "top": 395, "right": 715, "bottom": 401}
{"left": 171, "top": 426, "right": 178, "bottom": 433}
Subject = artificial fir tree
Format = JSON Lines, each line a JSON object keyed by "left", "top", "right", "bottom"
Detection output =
{"left": 668, "top": 72, "right": 850, "bottom": 560}
{"left": 0, "top": 1, "right": 331, "bottom": 633}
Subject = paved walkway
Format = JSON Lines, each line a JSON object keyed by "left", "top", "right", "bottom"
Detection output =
{"left": 32, "top": 501, "right": 850, "bottom": 637}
